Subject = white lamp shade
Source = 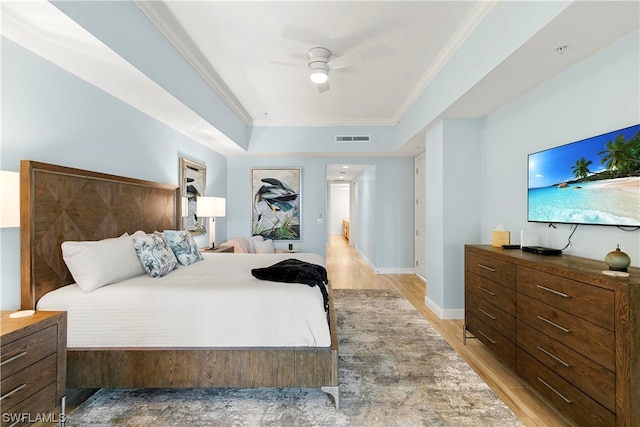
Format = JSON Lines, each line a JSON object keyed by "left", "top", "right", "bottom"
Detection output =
{"left": 196, "top": 196, "right": 226, "bottom": 218}
{"left": 1, "top": 171, "right": 20, "bottom": 228}
{"left": 181, "top": 197, "right": 189, "bottom": 217}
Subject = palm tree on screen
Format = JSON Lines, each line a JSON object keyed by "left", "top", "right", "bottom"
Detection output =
{"left": 571, "top": 157, "right": 593, "bottom": 180}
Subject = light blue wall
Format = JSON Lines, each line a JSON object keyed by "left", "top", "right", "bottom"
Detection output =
{"left": 424, "top": 119, "right": 482, "bottom": 314}
{"left": 248, "top": 126, "right": 395, "bottom": 154}
{"left": 355, "top": 165, "right": 376, "bottom": 266}
{"left": 423, "top": 28, "right": 639, "bottom": 318}
{"left": 395, "top": 0, "right": 571, "bottom": 147}
{"left": 51, "top": 0, "right": 247, "bottom": 148}
{"left": 481, "top": 28, "right": 640, "bottom": 267}
{"left": 0, "top": 39, "right": 228, "bottom": 310}
{"left": 226, "top": 157, "right": 415, "bottom": 267}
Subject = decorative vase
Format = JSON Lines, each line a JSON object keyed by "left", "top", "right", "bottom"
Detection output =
{"left": 605, "top": 245, "right": 631, "bottom": 272}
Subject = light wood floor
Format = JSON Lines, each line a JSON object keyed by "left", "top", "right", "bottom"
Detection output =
{"left": 326, "top": 235, "right": 573, "bottom": 427}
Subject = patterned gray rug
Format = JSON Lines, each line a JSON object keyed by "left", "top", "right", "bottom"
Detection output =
{"left": 65, "top": 289, "right": 523, "bottom": 426}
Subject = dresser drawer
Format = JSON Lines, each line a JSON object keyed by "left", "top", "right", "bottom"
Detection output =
{"left": 466, "top": 312, "right": 516, "bottom": 370}
{"left": 466, "top": 272, "right": 516, "bottom": 316}
{"left": 517, "top": 320, "right": 615, "bottom": 412}
{"left": 517, "top": 349, "right": 614, "bottom": 427}
{"left": 0, "top": 353, "right": 57, "bottom": 414}
{"left": 0, "top": 383, "right": 57, "bottom": 427}
{"left": 517, "top": 293, "right": 615, "bottom": 371}
{"left": 517, "top": 267, "right": 614, "bottom": 331}
{"left": 466, "top": 291, "right": 515, "bottom": 341}
{"left": 0, "top": 325, "right": 57, "bottom": 381}
{"left": 466, "top": 252, "right": 515, "bottom": 289}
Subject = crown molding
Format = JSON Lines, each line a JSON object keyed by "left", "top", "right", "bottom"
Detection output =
{"left": 135, "top": 1, "right": 253, "bottom": 125}
{"left": 393, "top": 0, "right": 498, "bottom": 124}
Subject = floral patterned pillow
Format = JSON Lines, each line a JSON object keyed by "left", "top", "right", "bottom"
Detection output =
{"left": 131, "top": 234, "right": 179, "bottom": 278}
{"left": 163, "top": 230, "right": 203, "bottom": 265}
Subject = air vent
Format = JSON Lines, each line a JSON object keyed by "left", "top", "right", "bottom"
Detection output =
{"left": 335, "top": 135, "right": 370, "bottom": 143}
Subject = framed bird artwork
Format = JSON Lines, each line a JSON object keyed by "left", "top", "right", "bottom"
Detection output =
{"left": 180, "top": 157, "right": 207, "bottom": 235}
{"left": 251, "top": 167, "right": 301, "bottom": 240}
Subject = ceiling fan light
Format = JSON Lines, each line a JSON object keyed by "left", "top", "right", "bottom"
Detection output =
{"left": 310, "top": 68, "right": 328, "bottom": 84}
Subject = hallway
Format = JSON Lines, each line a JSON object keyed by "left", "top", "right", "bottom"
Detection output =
{"left": 325, "top": 235, "right": 571, "bottom": 427}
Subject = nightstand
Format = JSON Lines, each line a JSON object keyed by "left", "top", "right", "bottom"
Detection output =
{"left": 202, "top": 245, "right": 234, "bottom": 253}
{"left": 1, "top": 311, "right": 67, "bottom": 426}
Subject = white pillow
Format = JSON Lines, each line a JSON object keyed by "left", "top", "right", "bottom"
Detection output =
{"left": 223, "top": 238, "right": 251, "bottom": 253}
{"left": 247, "top": 235, "right": 264, "bottom": 253}
{"left": 254, "top": 239, "right": 275, "bottom": 254}
{"left": 62, "top": 233, "right": 145, "bottom": 293}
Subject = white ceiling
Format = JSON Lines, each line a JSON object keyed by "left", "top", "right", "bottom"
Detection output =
{"left": 138, "top": 0, "right": 640, "bottom": 133}
{"left": 138, "top": 0, "right": 488, "bottom": 127}
{"left": 3, "top": 1, "right": 639, "bottom": 164}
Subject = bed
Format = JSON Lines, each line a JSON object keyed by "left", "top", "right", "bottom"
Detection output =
{"left": 20, "top": 160, "right": 339, "bottom": 406}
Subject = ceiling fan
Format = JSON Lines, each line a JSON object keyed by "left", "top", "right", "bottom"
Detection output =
{"left": 306, "top": 47, "right": 362, "bottom": 93}
{"left": 272, "top": 46, "right": 364, "bottom": 93}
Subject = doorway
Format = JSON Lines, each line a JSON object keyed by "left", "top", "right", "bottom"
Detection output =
{"left": 326, "top": 164, "right": 366, "bottom": 247}
{"left": 415, "top": 153, "right": 426, "bottom": 279}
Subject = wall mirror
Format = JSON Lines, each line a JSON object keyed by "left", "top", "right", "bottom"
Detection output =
{"left": 180, "top": 157, "right": 206, "bottom": 234}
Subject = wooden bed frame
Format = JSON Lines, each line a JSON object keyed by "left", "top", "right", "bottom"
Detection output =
{"left": 20, "top": 160, "right": 339, "bottom": 407}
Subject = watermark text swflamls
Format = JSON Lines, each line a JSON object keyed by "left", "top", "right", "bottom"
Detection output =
{"left": 2, "top": 412, "right": 65, "bottom": 424}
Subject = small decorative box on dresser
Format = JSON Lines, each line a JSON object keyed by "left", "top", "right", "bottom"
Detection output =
{"left": 464, "top": 245, "right": 639, "bottom": 427}
{"left": 1, "top": 311, "right": 67, "bottom": 426}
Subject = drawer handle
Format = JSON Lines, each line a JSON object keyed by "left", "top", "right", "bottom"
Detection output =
{"left": 477, "top": 263, "right": 496, "bottom": 272}
{"left": 478, "top": 286, "right": 496, "bottom": 296}
{"left": 0, "top": 383, "right": 26, "bottom": 401}
{"left": 536, "top": 285, "right": 570, "bottom": 298}
{"left": 0, "top": 351, "right": 27, "bottom": 367}
{"left": 537, "top": 346, "right": 572, "bottom": 367}
{"left": 478, "top": 308, "right": 497, "bottom": 320}
{"left": 478, "top": 330, "right": 497, "bottom": 344}
{"left": 537, "top": 377, "right": 573, "bottom": 404}
{"left": 536, "top": 315, "right": 572, "bottom": 333}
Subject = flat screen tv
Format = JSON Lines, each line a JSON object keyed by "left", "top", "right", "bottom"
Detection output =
{"left": 528, "top": 124, "right": 640, "bottom": 227}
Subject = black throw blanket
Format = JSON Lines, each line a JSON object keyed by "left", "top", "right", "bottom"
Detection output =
{"left": 251, "top": 258, "right": 329, "bottom": 311}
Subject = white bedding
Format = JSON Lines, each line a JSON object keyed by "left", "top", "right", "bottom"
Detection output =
{"left": 37, "top": 252, "right": 331, "bottom": 348}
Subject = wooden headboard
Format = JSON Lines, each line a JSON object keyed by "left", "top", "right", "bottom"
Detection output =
{"left": 20, "top": 160, "right": 180, "bottom": 309}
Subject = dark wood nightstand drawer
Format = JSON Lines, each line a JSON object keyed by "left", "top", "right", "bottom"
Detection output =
{"left": 1, "top": 311, "right": 66, "bottom": 426}
{"left": 466, "top": 291, "right": 515, "bottom": 342}
{"left": 466, "top": 272, "right": 516, "bottom": 316}
{"left": 517, "top": 349, "right": 614, "bottom": 427}
{"left": 466, "top": 252, "right": 515, "bottom": 289}
{"left": 517, "top": 320, "right": 615, "bottom": 412}
{"left": 517, "top": 266, "right": 614, "bottom": 331}
{"left": 517, "top": 293, "right": 614, "bottom": 371}
{"left": 0, "top": 354, "right": 57, "bottom": 414}
{"left": 0, "top": 383, "right": 57, "bottom": 427}
{"left": 466, "top": 312, "right": 516, "bottom": 370}
{"left": 1, "top": 325, "right": 57, "bottom": 381}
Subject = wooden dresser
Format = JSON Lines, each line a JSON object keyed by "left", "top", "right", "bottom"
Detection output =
{"left": 464, "top": 245, "right": 639, "bottom": 427}
{"left": 1, "top": 311, "right": 67, "bottom": 426}
{"left": 342, "top": 219, "right": 349, "bottom": 241}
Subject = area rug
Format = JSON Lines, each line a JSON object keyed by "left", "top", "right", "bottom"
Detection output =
{"left": 64, "top": 289, "right": 523, "bottom": 426}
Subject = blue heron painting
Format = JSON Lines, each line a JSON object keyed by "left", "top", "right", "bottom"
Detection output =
{"left": 252, "top": 168, "right": 301, "bottom": 240}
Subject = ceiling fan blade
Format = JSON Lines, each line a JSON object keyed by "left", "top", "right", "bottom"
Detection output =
{"left": 328, "top": 52, "right": 363, "bottom": 70}
{"left": 317, "top": 81, "right": 330, "bottom": 93}
{"left": 282, "top": 24, "right": 331, "bottom": 46}
{"left": 328, "top": 44, "right": 394, "bottom": 70}
{"left": 270, "top": 60, "right": 300, "bottom": 68}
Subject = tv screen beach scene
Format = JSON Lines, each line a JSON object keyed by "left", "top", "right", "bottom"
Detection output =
{"left": 528, "top": 124, "right": 640, "bottom": 226}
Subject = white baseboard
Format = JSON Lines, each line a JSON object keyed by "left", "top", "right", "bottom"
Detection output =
{"left": 355, "top": 247, "right": 415, "bottom": 275}
{"left": 424, "top": 295, "right": 465, "bottom": 320}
